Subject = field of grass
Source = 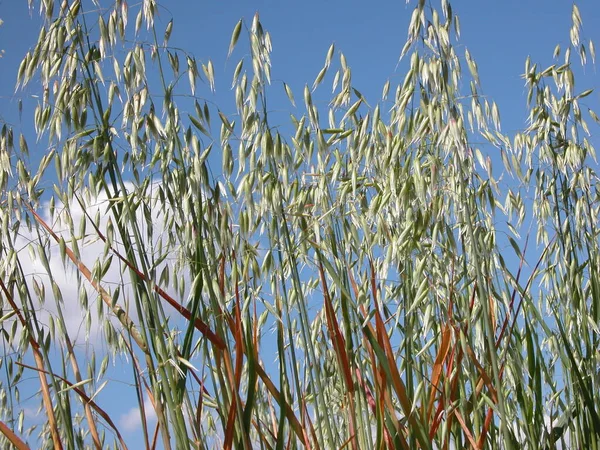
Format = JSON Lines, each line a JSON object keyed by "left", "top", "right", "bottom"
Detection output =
{"left": 0, "top": 1, "right": 599, "bottom": 448}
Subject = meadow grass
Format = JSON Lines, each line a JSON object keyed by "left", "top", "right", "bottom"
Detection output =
{"left": 0, "top": 1, "right": 599, "bottom": 448}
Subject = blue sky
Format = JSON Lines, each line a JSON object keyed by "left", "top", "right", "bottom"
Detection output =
{"left": 1, "top": 0, "right": 600, "bottom": 447}
{"left": 3, "top": 1, "right": 599, "bottom": 140}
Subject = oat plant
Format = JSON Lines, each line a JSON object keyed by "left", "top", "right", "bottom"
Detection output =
{"left": 0, "top": 0, "right": 599, "bottom": 448}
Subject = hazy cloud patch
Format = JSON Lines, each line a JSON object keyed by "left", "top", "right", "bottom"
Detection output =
{"left": 119, "top": 396, "right": 158, "bottom": 432}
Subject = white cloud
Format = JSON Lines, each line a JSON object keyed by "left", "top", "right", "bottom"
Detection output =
{"left": 118, "top": 396, "right": 158, "bottom": 432}
{"left": 9, "top": 213, "right": 106, "bottom": 344}
{"left": 4, "top": 180, "right": 174, "bottom": 346}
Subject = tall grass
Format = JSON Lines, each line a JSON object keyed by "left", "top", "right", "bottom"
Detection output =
{"left": 0, "top": 0, "right": 599, "bottom": 448}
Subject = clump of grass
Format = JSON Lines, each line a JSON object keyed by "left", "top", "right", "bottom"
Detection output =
{"left": 0, "top": 1, "right": 599, "bottom": 448}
